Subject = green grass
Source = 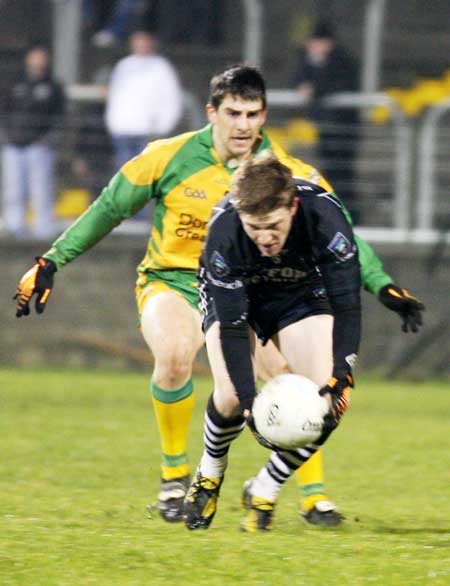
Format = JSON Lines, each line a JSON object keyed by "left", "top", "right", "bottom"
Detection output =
{"left": 1, "top": 368, "right": 449, "bottom": 586}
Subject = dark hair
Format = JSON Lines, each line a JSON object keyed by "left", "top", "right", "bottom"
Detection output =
{"left": 231, "top": 151, "right": 296, "bottom": 216}
{"left": 311, "top": 20, "right": 336, "bottom": 40}
{"left": 209, "top": 64, "right": 266, "bottom": 109}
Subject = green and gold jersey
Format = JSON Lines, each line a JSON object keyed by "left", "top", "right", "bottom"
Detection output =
{"left": 44, "top": 125, "right": 391, "bottom": 294}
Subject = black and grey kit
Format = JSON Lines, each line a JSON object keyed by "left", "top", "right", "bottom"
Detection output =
{"left": 199, "top": 178, "right": 362, "bottom": 412}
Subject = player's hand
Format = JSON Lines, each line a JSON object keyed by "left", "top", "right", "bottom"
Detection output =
{"left": 246, "top": 411, "right": 279, "bottom": 451}
{"left": 378, "top": 284, "right": 425, "bottom": 333}
{"left": 319, "top": 374, "right": 353, "bottom": 435}
{"left": 14, "top": 257, "right": 57, "bottom": 317}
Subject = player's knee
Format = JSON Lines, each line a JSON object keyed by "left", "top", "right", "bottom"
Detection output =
{"left": 212, "top": 385, "right": 241, "bottom": 418}
{"left": 153, "top": 352, "right": 192, "bottom": 389}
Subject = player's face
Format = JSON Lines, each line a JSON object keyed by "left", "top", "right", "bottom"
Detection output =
{"left": 240, "top": 198, "right": 298, "bottom": 257}
{"left": 207, "top": 95, "right": 267, "bottom": 163}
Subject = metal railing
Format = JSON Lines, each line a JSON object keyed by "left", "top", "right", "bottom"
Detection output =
{"left": 66, "top": 84, "right": 204, "bottom": 132}
{"left": 267, "top": 90, "right": 413, "bottom": 240}
{"left": 416, "top": 97, "right": 450, "bottom": 234}
{"left": 242, "top": 0, "right": 263, "bottom": 67}
{"left": 241, "top": 0, "right": 388, "bottom": 94}
{"left": 362, "top": 0, "right": 387, "bottom": 93}
{"left": 322, "top": 92, "right": 412, "bottom": 233}
{"left": 1, "top": 88, "right": 449, "bottom": 244}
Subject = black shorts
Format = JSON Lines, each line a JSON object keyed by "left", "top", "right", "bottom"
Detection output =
{"left": 202, "top": 280, "right": 332, "bottom": 345}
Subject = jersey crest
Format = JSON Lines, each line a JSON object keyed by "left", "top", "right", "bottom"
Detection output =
{"left": 210, "top": 251, "right": 230, "bottom": 277}
{"left": 327, "top": 232, "right": 355, "bottom": 261}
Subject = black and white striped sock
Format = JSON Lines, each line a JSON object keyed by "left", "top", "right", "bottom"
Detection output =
{"left": 251, "top": 443, "right": 320, "bottom": 501}
{"left": 200, "top": 394, "right": 246, "bottom": 478}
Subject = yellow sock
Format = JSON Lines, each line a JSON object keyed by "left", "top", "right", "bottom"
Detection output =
{"left": 296, "top": 449, "right": 328, "bottom": 512}
{"left": 151, "top": 379, "right": 195, "bottom": 481}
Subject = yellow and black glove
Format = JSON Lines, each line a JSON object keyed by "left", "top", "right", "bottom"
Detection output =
{"left": 14, "top": 257, "right": 57, "bottom": 317}
{"left": 318, "top": 374, "right": 353, "bottom": 441}
{"left": 379, "top": 284, "right": 425, "bottom": 333}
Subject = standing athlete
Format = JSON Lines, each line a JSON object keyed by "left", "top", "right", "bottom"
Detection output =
{"left": 14, "top": 65, "right": 424, "bottom": 525}
{"left": 184, "top": 152, "right": 363, "bottom": 531}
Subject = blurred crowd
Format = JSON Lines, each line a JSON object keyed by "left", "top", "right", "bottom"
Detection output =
{"left": 2, "top": 7, "right": 447, "bottom": 239}
{"left": 0, "top": 1, "right": 230, "bottom": 238}
{"left": 0, "top": 28, "right": 184, "bottom": 238}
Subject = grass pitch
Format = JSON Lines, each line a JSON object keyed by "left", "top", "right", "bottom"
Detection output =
{"left": 1, "top": 368, "right": 449, "bottom": 586}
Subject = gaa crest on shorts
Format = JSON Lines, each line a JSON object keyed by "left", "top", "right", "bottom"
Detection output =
{"left": 210, "top": 251, "right": 230, "bottom": 276}
{"left": 327, "top": 232, "right": 355, "bottom": 261}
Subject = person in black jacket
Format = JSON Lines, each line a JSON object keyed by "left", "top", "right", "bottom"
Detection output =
{"left": 183, "top": 152, "right": 360, "bottom": 532}
{"left": 1, "top": 45, "right": 65, "bottom": 239}
{"left": 294, "top": 21, "right": 361, "bottom": 223}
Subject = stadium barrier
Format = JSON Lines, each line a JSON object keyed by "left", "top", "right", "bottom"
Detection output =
{"left": 1, "top": 87, "right": 449, "bottom": 245}
{"left": 416, "top": 97, "right": 450, "bottom": 233}
{"left": 267, "top": 89, "right": 450, "bottom": 244}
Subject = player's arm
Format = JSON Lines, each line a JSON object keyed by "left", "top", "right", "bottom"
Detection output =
{"left": 310, "top": 195, "right": 362, "bottom": 378}
{"left": 320, "top": 182, "right": 392, "bottom": 295}
{"left": 353, "top": 234, "right": 391, "bottom": 294}
{"left": 308, "top": 167, "right": 393, "bottom": 293}
{"left": 44, "top": 169, "right": 151, "bottom": 268}
{"left": 201, "top": 236, "right": 256, "bottom": 414}
{"left": 289, "top": 157, "right": 425, "bottom": 334}
{"left": 201, "top": 245, "right": 281, "bottom": 450}
{"left": 14, "top": 165, "right": 153, "bottom": 317}
{"left": 320, "top": 176, "right": 425, "bottom": 331}
{"left": 355, "top": 235, "right": 425, "bottom": 332}
{"left": 308, "top": 194, "right": 362, "bottom": 430}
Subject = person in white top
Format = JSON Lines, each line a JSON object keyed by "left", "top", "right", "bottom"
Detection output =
{"left": 105, "top": 30, "right": 183, "bottom": 170}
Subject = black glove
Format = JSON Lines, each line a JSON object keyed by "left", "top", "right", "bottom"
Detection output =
{"left": 14, "top": 257, "right": 57, "bottom": 317}
{"left": 378, "top": 284, "right": 425, "bottom": 333}
{"left": 318, "top": 374, "right": 354, "bottom": 439}
{"left": 246, "top": 411, "right": 279, "bottom": 451}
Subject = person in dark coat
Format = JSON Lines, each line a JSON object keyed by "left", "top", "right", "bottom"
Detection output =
{"left": 294, "top": 21, "right": 361, "bottom": 223}
{"left": 1, "top": 45, "right": 65, "bottom": 239}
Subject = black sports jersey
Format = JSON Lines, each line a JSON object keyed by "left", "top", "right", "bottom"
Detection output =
{"left": 199, "top": 179, "right": 362, "bottom": 411}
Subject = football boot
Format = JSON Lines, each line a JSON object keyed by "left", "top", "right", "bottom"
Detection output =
{"left": 240, "top": 478, "right": 276, "bottom": 532}
{"left": 183, "top": 469, "right": 223, "bottom": 530}
{"left": 301, "top": 500, "right": 344, "bottom": 526}
{"left": 156, "top": 475, "right": 191, "bottom": 522}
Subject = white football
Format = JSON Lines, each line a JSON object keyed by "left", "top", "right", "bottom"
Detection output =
{"left": 252, "top": 374, "right": 329, "bottom": 450}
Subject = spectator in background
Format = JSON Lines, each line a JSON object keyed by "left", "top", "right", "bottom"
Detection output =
{"left": 1, "top": 45, "right": 65, "bottom": 239}
{"left": 294, "top": 21, "right": 361, "bottom": 223}
{"left": 105, "top": 30, "right": 183, "bottom": 170}
{"left": 90, "top": 0, "right": 161, "bottom": 48}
